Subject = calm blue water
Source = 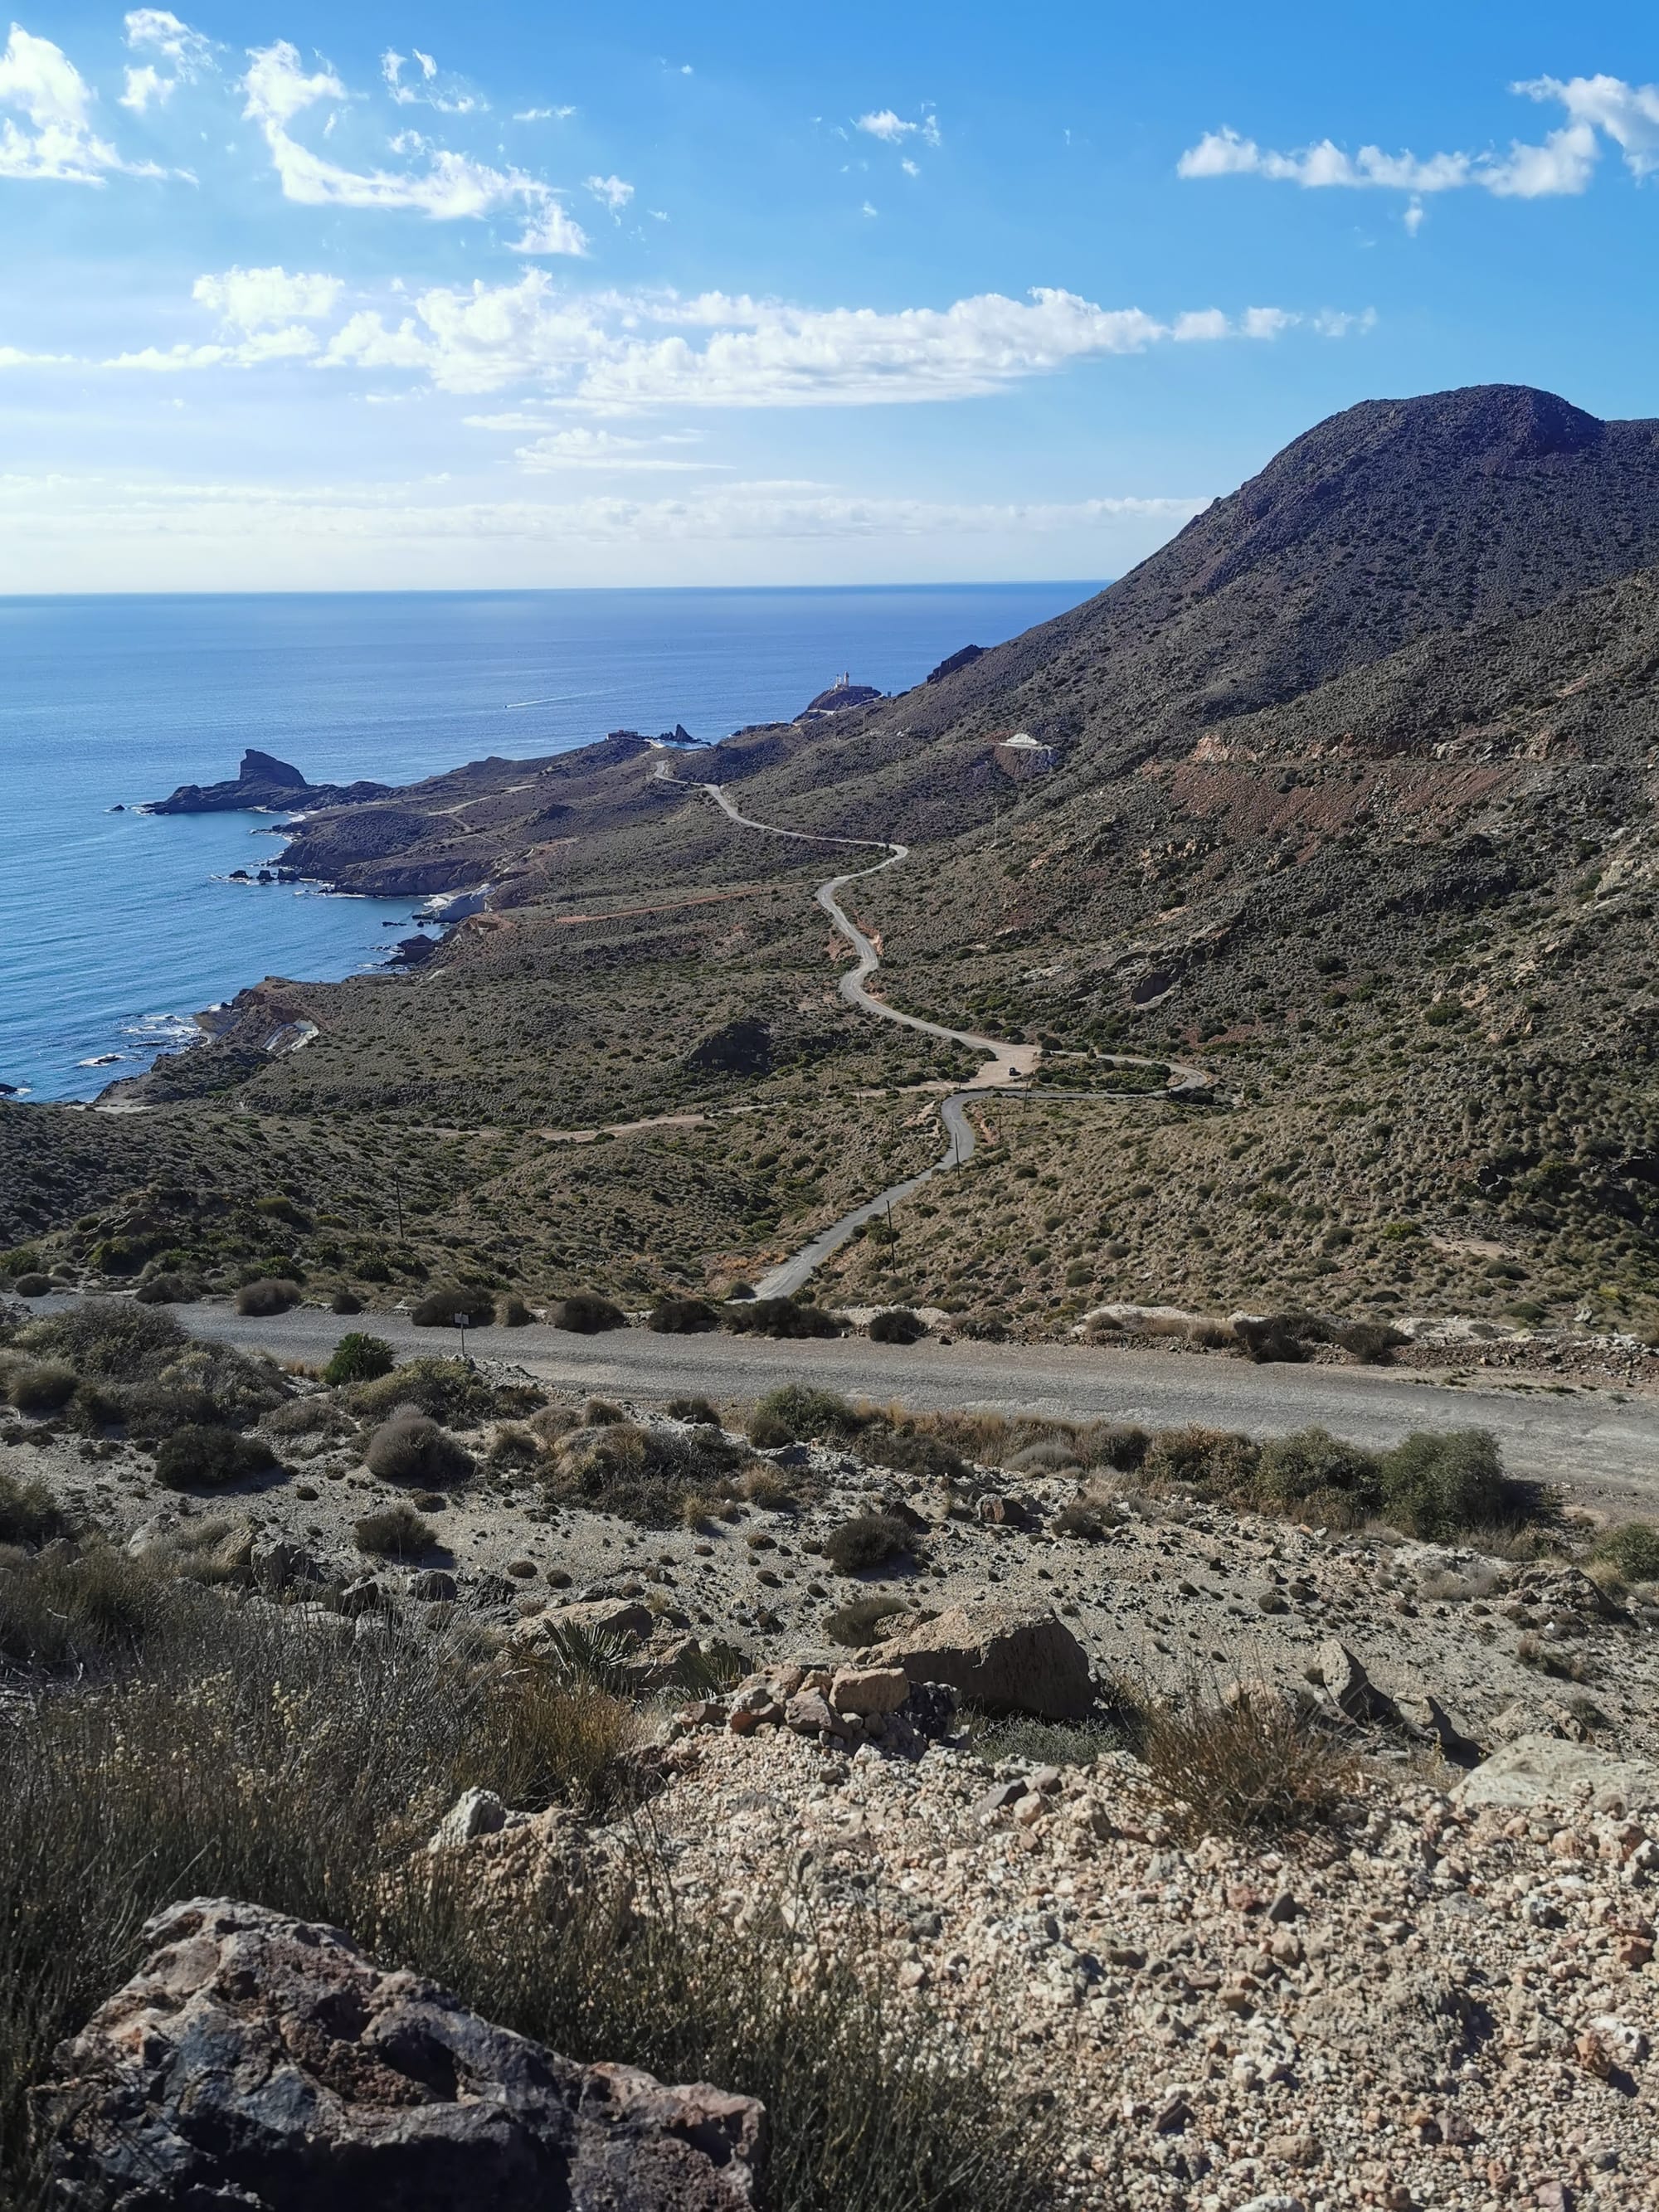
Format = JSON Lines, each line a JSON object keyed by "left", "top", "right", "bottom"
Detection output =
{"left": 0, "top": 586, "right": 1096, "bottom": 1102}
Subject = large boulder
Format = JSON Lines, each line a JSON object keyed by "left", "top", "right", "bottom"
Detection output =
{"left": 868, "top": 1604, "right": 1093, "bottom": 1721}
{"left": 1453, "top": 1734, "right": 1659, "bottom": 1815}
{"left": 43, "top": 1897, "right": 766, "bottom": 2211}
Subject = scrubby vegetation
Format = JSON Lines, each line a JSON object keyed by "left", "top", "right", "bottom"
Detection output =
{"left": 647, "top": 1297, "right": 719, "bottom": 1333}
{"left": 552, "top": 1293, "right": 627, "bottom": 1334}
{"left": 354, "top": 1500, "right": 440, "bottom": 1558}
{"left": 1593, "top": 1519, "right": 1659, "bottom": 1584}
{"left": 348, "top": 1358, "right": 531, "bottom": 1428}
{"left": 233, "top": 1278, "right": 300, "bottom": 1317}
{"left": 541, "top": 1421, "right": 748, "bottom": 1529}
{"left": 322, "top": 1330, "right": 396, "bottom": 1386}
{"left": 0, "top": 1544, "right": 1048, "bottom": 2212}
{"left": 825, "top": 1512, "right": 917, "bottom": 1577}
{"left": 723, "top": 1297, "right": 844, "bottom": 1339}
{"left": 364, "top": 1410, "right": 474, "bottom": 1488}
{"left": 411, "top": 1286, "right": 496, "bottom": 1330}
{"left": 153, "top": 1424, "right": 279, "bottom": 1490}
{"left": 1141, "top": 1684, "right": 1357, "bottom": 1840}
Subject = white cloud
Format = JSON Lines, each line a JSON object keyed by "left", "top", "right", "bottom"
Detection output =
{"left": 1519, "top": 74, "right": 1659, "bottom": 177}
{"left": 314, "top": 272, "right": 1350, "bottom": 406}
{"left": 515, "top": 105, "right": 574, "bottom": 122}
{"left": 193, "top": 265, "right": 345, "bottom": 330}
{"left": 0, "top": 471, "right": 1206, "bottom": 550}
{"left": 0, "top": 22, "right": 161, "bottom": 183}
{"left": 382, "top": 45, "right": 480, "bottom": 114}
{"left": 856, "top": 105, "right": 940, "bottom": 148}
{"left": 121, "top": 9, "right": 214, "bottom": 112}
{"left": 513, "top": 425, "right": 719, "bottom": 471}
{"left": 901, "top": 157, "right": 919, "bottom": 177}
{"left": 585, "top": 172, "right": 633, "bottom": 215}
{"left": 103, "top": 327, "right": 322, "bottom": 370}
{"left": 512, "top": 201, "right": 590, "bottom": 255}
{"left": 241, "top": 41, "right": 583, "bottom": 248}
{"left": 1175, "top": 73, "right": 1659, "bottom": 204}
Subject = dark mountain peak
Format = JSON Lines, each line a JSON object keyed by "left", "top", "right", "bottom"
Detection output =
{"left": 239, "top": 749, "right": 307, "bottom": 788}
{"left": 1272, "top": 383, "right": 1605, "bottom": 485}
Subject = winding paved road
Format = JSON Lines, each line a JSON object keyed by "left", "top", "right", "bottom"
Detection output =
{"left": 690, "top": 780, "right": 1208, "bottom": 1296}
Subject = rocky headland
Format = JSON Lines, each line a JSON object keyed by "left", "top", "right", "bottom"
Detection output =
{"left": 148, "top": 747, "right": 393, "bottom": 816}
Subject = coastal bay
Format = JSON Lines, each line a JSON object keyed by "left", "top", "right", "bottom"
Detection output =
{"left": 0, "top": 584, "right": 1092, "bottom": 1101}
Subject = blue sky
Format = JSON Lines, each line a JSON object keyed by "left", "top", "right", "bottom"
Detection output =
{"left": 6, "top": 1, "right": 1659, "bottom": 590}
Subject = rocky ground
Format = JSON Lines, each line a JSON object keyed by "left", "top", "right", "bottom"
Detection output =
{"left": 9, "top": 1311, "right": 1659, "bottom": 2209}
{"left": 624, "top": 1719, "right": 1659, "bottom": 2210}
{"left": 10, "top": 1361, "right": 1659, "bottom": 1767}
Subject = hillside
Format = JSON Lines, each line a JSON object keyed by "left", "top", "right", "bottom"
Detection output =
{"left": 4, "top": 382, "right": 1657, "bottom": 1341}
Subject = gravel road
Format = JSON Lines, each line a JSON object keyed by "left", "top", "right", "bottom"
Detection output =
{"left": 153, "top": 1300, "right": 1659, "bottom": 1514}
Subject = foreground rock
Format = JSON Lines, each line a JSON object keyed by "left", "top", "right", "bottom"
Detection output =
{"left": 868, "top": 1603, "right": 1095, "bottom": 1721}
{"left": 1454, "top": 1732, "right": 1659, "bottom": 1814}
{"left": 44, "top": 1897, "right": 766, "bottom": 2210}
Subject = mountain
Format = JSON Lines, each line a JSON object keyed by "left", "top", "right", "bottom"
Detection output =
{"left": 7, "top": 384, "right": 1657, "bottom": 1342}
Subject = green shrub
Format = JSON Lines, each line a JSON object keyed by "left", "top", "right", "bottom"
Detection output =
{"left": 552, "top": 1292, "right": 627, "bottom": 1334}
{"left": 868, "top": 1308, "right": 924, "bottom": 1344}
{"left": 1379, "top": 1428, "right": 1507, "bottom": 1539}
{"left": 330, "top": 1288, "right": 363, "bottom": 1315}
{"left": 0, "top": 1470, "right": 64, "bottom": 1548}
{"left": 747, "top": 1385, "right": 859, "bottom": 1448}
{"left": 667, "top": 1396, "right": 722, "bottom": 1427}
{"left": 153, "top": 1426, "right": 279, "bottom": 1490}
{"left": 497, "top": 1293, "right": 533, "bottom": 1327}
{"left": 1141, "top": 1425, "right": 1259, "bottom": 1500}
{"left": 233, "top": 1278, "right": 300, "bottom": 1318}
{"left": 7, "top": 1364, "right": 76, "bottom": 1415}
{"left": 323, "top": 1332, "right": 396, "bottom": 1387}
{"left": 364, "top": 1412, "right": 473, "bottom": 1487}
{"left": 543, "top": 1422, "right": 743, "bottom": 1528}
{"left": 119, "top": 1381, "right": 221, "bottom": 1442}
{"left": 354, "top": 1500, "right": 440, "bottom": 1558}
{"left": 1232, "top": 1311, "right": 1330, "bottom": 1364}
{"left": 12, "top": 1276, "right": 50, "bottom": 1300}
{"left": 862, "top": 1427, "right": 966, "bottom": 1485}
{"left": 411, "top": 1286, "right": 496, "bottom": 1329}
{"left": 348, "top": 1358, "right": 521, "bottom": 1428}
{"left": 1593, "top": 1520, "right": 1659, "bottom": 1582}
{"left": 1252, "top": 1427, "right": 1382, "bottom": 1526}
{"left": 824, "top": 1513, "right": 916, "bottom": 1577}
{"left": 723, "top": 1297, "right": 842, "bottom": 1339}
{"left": 0, "top": 1247, "right": 41, "bottom": 1279}
{"left": 647, "top": 1298, "right": 719, "bottom": 1334}
{"left": 1077, "top": 1422, "right": 1150, "bottom": 1472}
{"left": 27, "top": 1299, "right": 183, "bottom": 1383}
{"left": 86, "top": 1236, "right": 148, "bottom": 1276}
{"left": 1333, "top": 1320, "right": 1406, "bottom": 1364}
{"left": 0, "top": 1544, "right": 180, "bottom": 1672}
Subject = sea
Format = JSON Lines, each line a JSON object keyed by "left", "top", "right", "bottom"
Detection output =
{"left": 0, "top": 585, "right": 1097, "bottom": 1103}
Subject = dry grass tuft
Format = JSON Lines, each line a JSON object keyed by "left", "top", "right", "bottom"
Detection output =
{"left": 1141, "top": 1685, "right": 1356, "bottom": 1840}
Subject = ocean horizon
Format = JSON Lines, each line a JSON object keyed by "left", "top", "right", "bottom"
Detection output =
{"left": 0, "top": 582, "right": 1098, "bottom": 1104}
